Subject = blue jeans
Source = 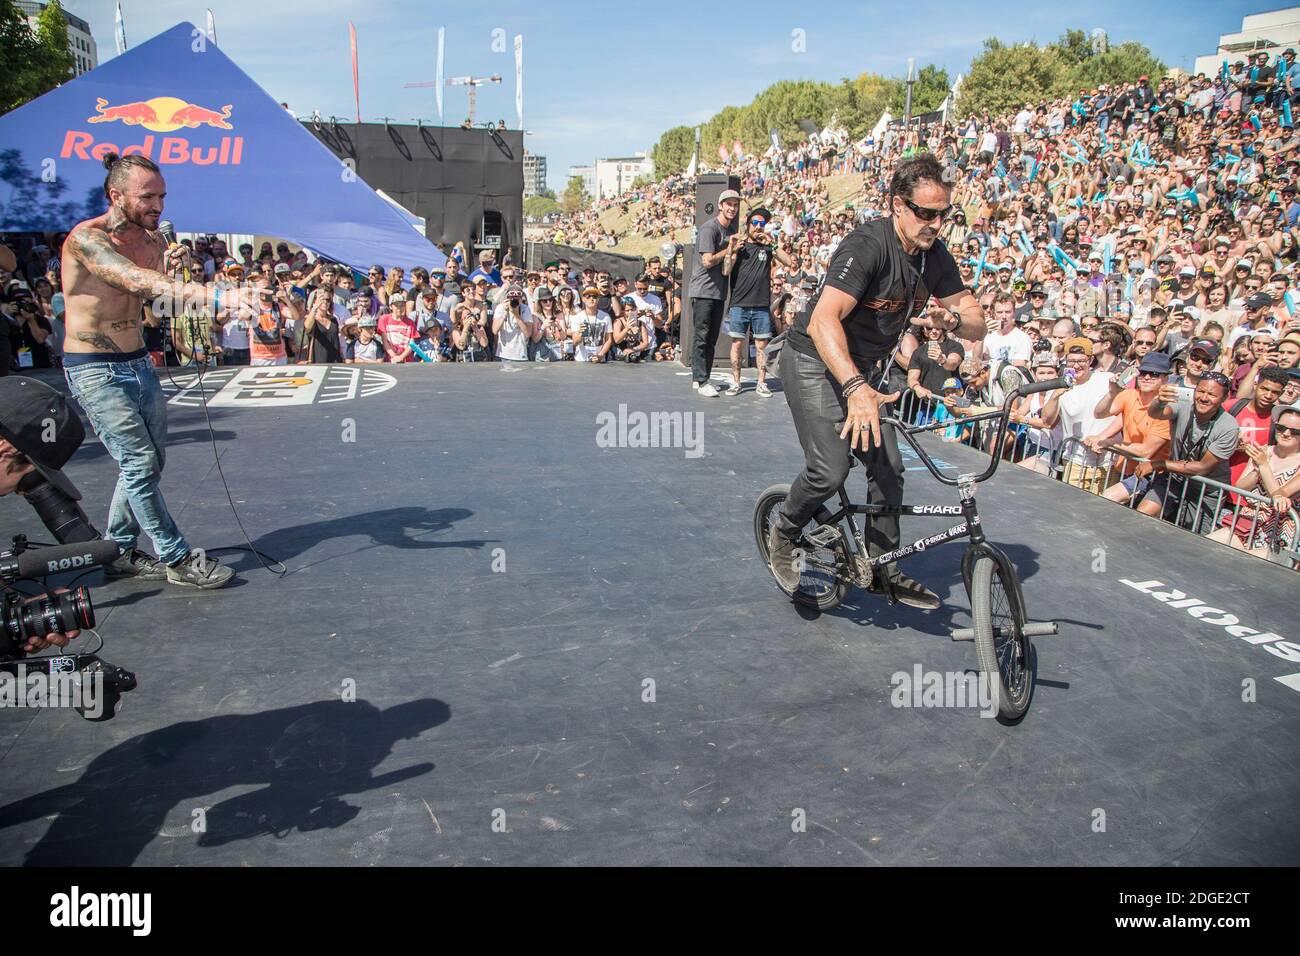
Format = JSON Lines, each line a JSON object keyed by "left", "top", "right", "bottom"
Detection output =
{"left": 64, "top": 356, "right": 189, "bottom": 564}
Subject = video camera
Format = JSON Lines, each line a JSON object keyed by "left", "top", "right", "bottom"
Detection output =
{"left": 1, "top": 534, "right": 137, "bottom": 721}
{"left": 0, "top": 377, "right": 137, "bottom": 721}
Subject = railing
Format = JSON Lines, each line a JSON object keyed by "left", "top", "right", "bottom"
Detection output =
{"left": 888, "top": 389, "right": 1300, "bottom": 570}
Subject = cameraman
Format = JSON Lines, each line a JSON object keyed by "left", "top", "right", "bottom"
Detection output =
{"left": 0, "top": 378, "right": 94, "bottom": 652}
{"left": 493, "top": 284, "right": 534, "bottom": 363}
{"left": 612, "top": 296, "right": 650, "bottom": 362}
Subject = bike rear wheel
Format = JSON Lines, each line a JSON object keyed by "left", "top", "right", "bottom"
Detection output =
{"left": 970, "top": 556, "right": 1034, "bottom": 721}
{"left": 754, "top": 484, "right": 852, "bottom": 611}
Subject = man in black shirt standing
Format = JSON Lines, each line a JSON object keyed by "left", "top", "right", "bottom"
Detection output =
{"left": 768, "top": 154, "right": 988, "bottom": 608}
{"left": 688, "top": 189, "right": 740, "bottom": 396}
{"left": 721, "top": 207, "right": 792, "bottom": 397}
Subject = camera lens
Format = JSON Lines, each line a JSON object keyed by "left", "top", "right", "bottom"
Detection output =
{"left": 3, "top": 586, "right": 95, "bottom": 646}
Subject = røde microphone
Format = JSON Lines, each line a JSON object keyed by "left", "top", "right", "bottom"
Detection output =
{"left": 0, "top": 540, "right": 121, "bottom": 583}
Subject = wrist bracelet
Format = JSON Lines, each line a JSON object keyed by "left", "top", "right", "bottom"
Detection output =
{"left": 842, "top": 374, "right": 866, "bottom": 396}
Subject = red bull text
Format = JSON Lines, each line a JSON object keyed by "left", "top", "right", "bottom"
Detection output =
{"left": 65, "top": 98, "right": 243, "bottom": 166}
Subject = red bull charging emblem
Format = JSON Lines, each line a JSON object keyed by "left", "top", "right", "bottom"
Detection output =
{"left": 62, "top": 96, "right": 243, "bottom": 166}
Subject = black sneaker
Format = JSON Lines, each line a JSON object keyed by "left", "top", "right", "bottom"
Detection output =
{"left": 103, "top": 548, "right": 168, "bottom": 581}
{"left": 166, "top": 550, "right": 235, "bottom": 590}
{"left": 870, "top": 572, "right": 941, "bottom": 610}
{"left": 767, "top": 522, "right": 802, "bottom": 593}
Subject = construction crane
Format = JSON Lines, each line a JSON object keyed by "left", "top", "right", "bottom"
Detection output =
{"left": 404, "top": 74, "right": 502, "bottom": 127}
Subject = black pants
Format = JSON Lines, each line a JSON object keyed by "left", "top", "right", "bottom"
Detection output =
{"left": 777, "top": 346, "right": 905, "bottom": 574}
{"left": 690, "top": 297, "right": 726, "bottom": 384}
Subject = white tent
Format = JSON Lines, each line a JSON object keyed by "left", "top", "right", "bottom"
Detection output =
{"left": 870, "top": 110, "right": 892, "bottom": 141}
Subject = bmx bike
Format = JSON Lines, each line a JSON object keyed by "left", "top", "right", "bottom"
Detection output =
{"left": 754, "top": 376, "right": 1067, "bottom": 720}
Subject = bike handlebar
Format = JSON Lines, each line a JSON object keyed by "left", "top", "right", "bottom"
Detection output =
{"left": 871, "top": 376, "right": 1072, "bottom": 488}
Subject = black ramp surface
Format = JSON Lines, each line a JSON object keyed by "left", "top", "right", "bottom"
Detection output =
{"left": 0, "top": 363, "right": 1296, "bottom": 866}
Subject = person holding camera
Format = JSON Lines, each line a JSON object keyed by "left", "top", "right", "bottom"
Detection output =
{"left": 569, "top": 286, "right": 612, "bottom": 363}
{"left": 493, "top": 284, "right": 535, "bottom": 363}
{"left": 612, "top": 296, "right": 651, "bottom": 362}
{"left": 721, "top": 206, "right": 791, "bottom": 397}
{"left": 451, "top": 288, "right": 491, "bottom": 362}
{"left": 9, "top": 298, "right": 53, "bottom": 370}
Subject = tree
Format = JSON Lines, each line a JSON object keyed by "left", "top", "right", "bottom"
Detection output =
{"left": 561, "top": 175, "right": 587, "bottom": 214}
{"left": 0, "top": 0, "right": 74, "bottom": 115}
{"left": 887, "top": 64, "right": 951, "bottom": 117}
{"left": 958, "top": 38, "right": 1065, "bottom": 118}
{"left": 524, "top": 195, "right": 559, "bottom": 218}
{"left": 1064, "top": 42, "right": 1164, "bottom": 93}
{"left": 651, "top": 125, "right": 696, "bottom": 178}
{"left": 535, "top": 186, "right": 556, "bottom": 201}
{"left": 1053, "top": 28, "right": 1094, "bottom": 68}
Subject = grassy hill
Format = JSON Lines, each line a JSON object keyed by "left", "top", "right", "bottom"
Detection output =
{"left": 589, "top": 171, "right": 868, "bottom": 260}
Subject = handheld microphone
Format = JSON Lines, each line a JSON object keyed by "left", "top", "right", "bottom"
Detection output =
{"left": 0, "top": 540, "right": 121, "bottom": 583}
{"left": 158, "top": 220, "right": 177, "bottom": 246}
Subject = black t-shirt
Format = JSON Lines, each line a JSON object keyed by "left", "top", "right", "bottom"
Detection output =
{"left": 908, "top": 336, "right": 965, "bottom": 392}
{"left": 14, "top": 312, "right": 53, "bottom": 369}
{"left": 787, "top": 217, "right": 964, "bottom": 369}
{"left": 729, "top": 240, "right": 774, "bottom": 309}
{"left": 309, "top": 317, "right": 342, "bottom": 363}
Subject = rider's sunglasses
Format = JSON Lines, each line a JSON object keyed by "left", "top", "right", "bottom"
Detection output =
{"left": 902, "top": 197, "right": 954, "bottom": 222}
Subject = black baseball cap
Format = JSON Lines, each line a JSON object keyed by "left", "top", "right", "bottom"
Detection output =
{"left": 1189, "top": 339, "right": 1220, "bottom": 360}
{"left": 1246, "top": 292, "right": 1274, "bottom": 310}
{"left": 0, "top": 377, "right": 86, "bottom": 500}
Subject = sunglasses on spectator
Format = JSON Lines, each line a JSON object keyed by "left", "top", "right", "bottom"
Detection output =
{"left": 1275, "top": 423, "right": 1300, "bottom": 437}
{"left": 902, "top": 198, "right": 954, "bottom": 222}
{"left": 1202, "top": 371, "right": 1231, "bottom": 386}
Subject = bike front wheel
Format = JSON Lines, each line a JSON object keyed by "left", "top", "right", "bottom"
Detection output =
{"left": 969, "top": 556, "right": 1034, "bottom": 721}
{"left": 754, "top": 484, "right": 851, "bottom": 611}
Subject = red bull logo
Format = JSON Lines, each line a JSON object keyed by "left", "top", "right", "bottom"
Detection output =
{"left": 63, "top": 96, "right": 244, "bottom": 166}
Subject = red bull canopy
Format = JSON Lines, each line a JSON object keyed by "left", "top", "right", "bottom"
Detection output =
{"left": 0, "top": 22, "right": 445, "bottom": 273}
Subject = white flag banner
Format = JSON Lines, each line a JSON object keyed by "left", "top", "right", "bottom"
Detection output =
{"left": 206, "top": 9, "right": 217, "bottom": 46}
{"left": 114, "top": 1, "right": 127, "bottom": 55}
{"left": 514, "top": 34, "right": 524, "bottom": 130}
{"left": 435, "top": 27, "right": 445, "bottom": 123}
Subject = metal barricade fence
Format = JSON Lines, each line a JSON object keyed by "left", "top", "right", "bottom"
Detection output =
{"left": 886, "top": 393, "right": 1300, "bottom": 571}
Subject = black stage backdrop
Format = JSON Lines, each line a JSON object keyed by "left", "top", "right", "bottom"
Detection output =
{"left": 302, "top": 119, "right": 524, "bottom": 261}
{"left": 523, "top": 241, "right": 644, "bottom": 282}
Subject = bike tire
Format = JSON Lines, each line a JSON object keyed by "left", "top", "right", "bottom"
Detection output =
{"left": 970, "top": 556, "right": 1034, "bottom": 721}
{"left": 754, "top": 483, "right": 851, "bottom": 611}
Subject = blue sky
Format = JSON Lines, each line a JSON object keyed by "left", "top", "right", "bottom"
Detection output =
{"left": 66, "top": 0, "right": 1262, "bottom": 192}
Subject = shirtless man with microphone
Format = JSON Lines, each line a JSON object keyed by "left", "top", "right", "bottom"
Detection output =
{"left": 58, "top": 153, "right": 249, "bottom": 589}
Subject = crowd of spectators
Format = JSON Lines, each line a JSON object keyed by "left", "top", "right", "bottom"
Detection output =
{"left": 4, "top": 53, "right": 1300, "bottom": 562}
{"left": 0, "top": 238, "right": 684, "bottom": 368}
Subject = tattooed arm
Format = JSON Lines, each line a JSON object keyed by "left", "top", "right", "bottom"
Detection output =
{"left": 65, "top": 226, "right": 212, "bottom": 308}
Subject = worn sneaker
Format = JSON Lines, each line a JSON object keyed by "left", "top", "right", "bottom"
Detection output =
{"left": 102, "top": 547, "right": 168, "bottom": 581}
{"left": 166, "top": 550, "right": 235, "bottom": 590}
{"left": 767, "top": 522, "right": 802, "bottom": 593}
{"left": 698, "top": 383, "right": 720, "bottom": 397}
{"left": 870, "top": 572, "right": 941, "bottom": 610}
{"left": 726, "top": 380, "right": 743, "bottom": 396}
{"left": 755, "top": 381, "right": 772, "bottom": 398}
